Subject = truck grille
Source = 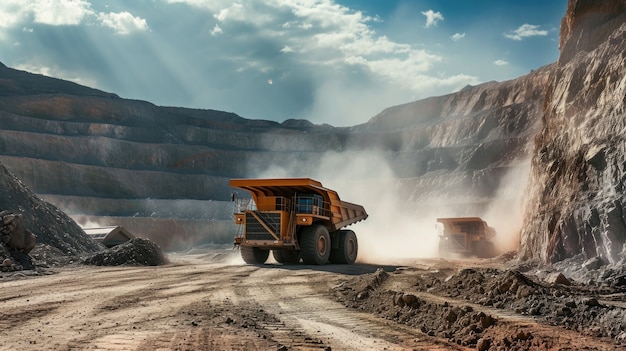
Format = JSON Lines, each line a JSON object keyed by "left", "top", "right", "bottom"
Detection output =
{"left": 245, "top": 212, "right": 280, "bottom": 241}
{"left": 448, "top": 234, "right": 467, "bottom": 251}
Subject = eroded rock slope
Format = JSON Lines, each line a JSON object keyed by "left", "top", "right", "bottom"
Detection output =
{"left": 519, "top": 0, "right": 626, "bottom": 264}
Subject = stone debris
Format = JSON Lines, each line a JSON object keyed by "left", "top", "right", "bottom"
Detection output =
{"left": 0, "top": 210, "right": 36, "bottom": 272}
{"left": 1, "top": 210, "right": 36, "bottom": 253}
{"left": 583, "top": 256, "right": 606, "bottom": 271}
{"left": 82, "top": 238, "right": 168, "bottom": 266}
{"left": 332, "top": 265, "right": 626, "bottom": 349}
{"left": 545, "top": 272, "right": 571, "bottom": 286}
{"left": 0, "top": 207, "right": 169, "bottom": 274}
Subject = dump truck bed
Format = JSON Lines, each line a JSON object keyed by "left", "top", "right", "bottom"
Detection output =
{"left": 230, "top": 178, "right": 368, "bottom": 231}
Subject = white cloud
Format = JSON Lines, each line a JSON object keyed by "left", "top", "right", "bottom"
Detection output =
{"left": 494, "top": 59, "right": 509, "bottom": 66}
{"left": 504, "top": 23, "right": 547, "bottom": 40}
{"left": 31, "top": 0, "right": 94, "bottom": 25}
{"left": 0, "top": 1, "right": 147, "bottom": 36}
{"left": 282, "top": 20, "right": 313, "bottom": 30}
{"left": 214, "top": 3, "right": 244, "bottom": 22}
{"left": 15, "top": 62, "right": 98, "bottom": 87}
{"left": 0, "top": 1, "right": 30, "bottom": 30}
{"left": 450, "top": 32, "right": 465, "bottom": 42}
{"left": 0, "top": 0, "right": 93, "bottom": 40}
{"left": 98, "top": 11, "right": 148, "bottom": 35}
{"left": 421, "top": 10, "right": 443, "bottom": 28}
{"left": 211, "top": 24, "right": 223, "bottom": 35}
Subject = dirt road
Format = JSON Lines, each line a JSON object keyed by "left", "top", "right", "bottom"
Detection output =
{"left": 1, "top": 251, "right": 622, "bottom": 351}
{"left": 0, "top": 252, "right": 463, "bottom": 351}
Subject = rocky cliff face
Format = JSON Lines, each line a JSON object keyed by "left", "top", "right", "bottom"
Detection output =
{"left": 353, "top": 67, "right": 550, "bottom": 209}
{"left": 519, "top": 0, "right": 626, "bottom": 264}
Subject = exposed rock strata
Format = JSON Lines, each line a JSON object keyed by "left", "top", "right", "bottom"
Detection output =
{"left": 520, "top": 0, "right": 626, "bottom": 263}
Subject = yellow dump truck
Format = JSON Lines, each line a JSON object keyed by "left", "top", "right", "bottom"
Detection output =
{"left": 230, "top": 178, "right": 368, "bottom": 265}
{"left": 436, "top": 217, "right": 497, "bottom": 258}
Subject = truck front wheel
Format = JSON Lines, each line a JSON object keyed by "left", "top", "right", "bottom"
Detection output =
{"left": 241, "top": 246, "right": 269, "bottom": 264}
{"left": 272, "top": 250, "right": 301, "bottom": 264}
{"left": 329, "top": 230, "right": 358, "bottom": 264}
{"left": 300, "top": 225, "right": 331, "bottom": 265}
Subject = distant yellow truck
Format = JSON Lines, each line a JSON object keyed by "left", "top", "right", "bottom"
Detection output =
{"left": 436, "top": 217, "right": 497, "bottom": 258}
{"left": 230, "top": 178, "right": 368, "bottom": 265}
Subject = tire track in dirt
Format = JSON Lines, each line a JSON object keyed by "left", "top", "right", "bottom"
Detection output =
{"left": 235, "top": 266, "right": 466, "bottom": 350}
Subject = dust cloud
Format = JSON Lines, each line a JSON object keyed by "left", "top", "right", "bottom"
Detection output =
{"left": 73, "top": 217, "right": 107, "bottom": 229}
{"left": 253, "top": 151, "right": 441, "bottom": 263}
{"left": 250, "top": 148, "right": 531, "bottom": 263}
{"left": 482, "top": 160, "right": 531, "bottom": 255}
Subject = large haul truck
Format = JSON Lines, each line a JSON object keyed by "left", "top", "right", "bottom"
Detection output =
{"left": 230, "top": 178, "right": 368, "bottom": 265}
{"left": 436, "top": 217, "right": 497, "bottom": 258}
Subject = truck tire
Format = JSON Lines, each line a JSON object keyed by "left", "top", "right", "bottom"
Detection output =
{"left": 474, "top": 240, "right": 496, "bottom": 258}
{"left": 483, "top": 241, "right": 497, "bottom": 258}
{"left": 300, "top": 225, "right": 331, "bottom": 265}
{"left": 438, "top": 238, "right": 451, "bottom": 258}
{"left": 329, "top": 230, "right": 358, "bottom": 264}
{"left": 241, "top": 246, "right": 269, "bottom": 264}
{"left": 272, "top": 250, "right": 301, "bottom": 264}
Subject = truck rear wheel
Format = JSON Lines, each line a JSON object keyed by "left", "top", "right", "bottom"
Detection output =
{"left": 300, "top": 225, "right": 330, "bottom": 265}
{"left": 272, "top": 250, "right": 301, "bottom": 264}
{"left": 329, "top": 230, "right": 358, "bottom": 264}
{"left": 478, "top": 241, "right": 497, "bottom": 258}
{"left": 241, "top": 246, "right": 269, "bottom": 264}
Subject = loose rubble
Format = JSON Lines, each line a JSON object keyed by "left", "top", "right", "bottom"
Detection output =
{"left": 331, "top": 258, "right": 626, "bottom": 350}
{"left": 82, "top": 238, "right": 169, "bottom": 266}
{"left": 1, "top": 210, "right": 36, "bottom": 272}
{"left": 1, "top": 206, "right": 169, "bottom": 276}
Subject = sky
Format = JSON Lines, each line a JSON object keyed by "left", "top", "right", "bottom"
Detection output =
{"left": 0, "top": 0, "right": 567, "bottom": 126}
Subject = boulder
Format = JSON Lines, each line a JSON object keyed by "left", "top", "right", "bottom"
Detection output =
{"left": 1, "top": 211, "right": 36, "bottom": 253}
{"left": 545, "top": 272, "right": 571, "bottom": 286}
{"left": 582, "top": 256, "right": 605, "bottom": 271}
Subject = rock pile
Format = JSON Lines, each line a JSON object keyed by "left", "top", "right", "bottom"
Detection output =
{"left": 1, "top": 210, "right": 36, "bottom": 271}
{"left": 0, "top": 162, "right": 169, "bottom": 272}
{"left": 0, "top": 163, "right": 101, "bottom": 256}
{"left": 82, "top": 238, "right": 168, "bottom": 266}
